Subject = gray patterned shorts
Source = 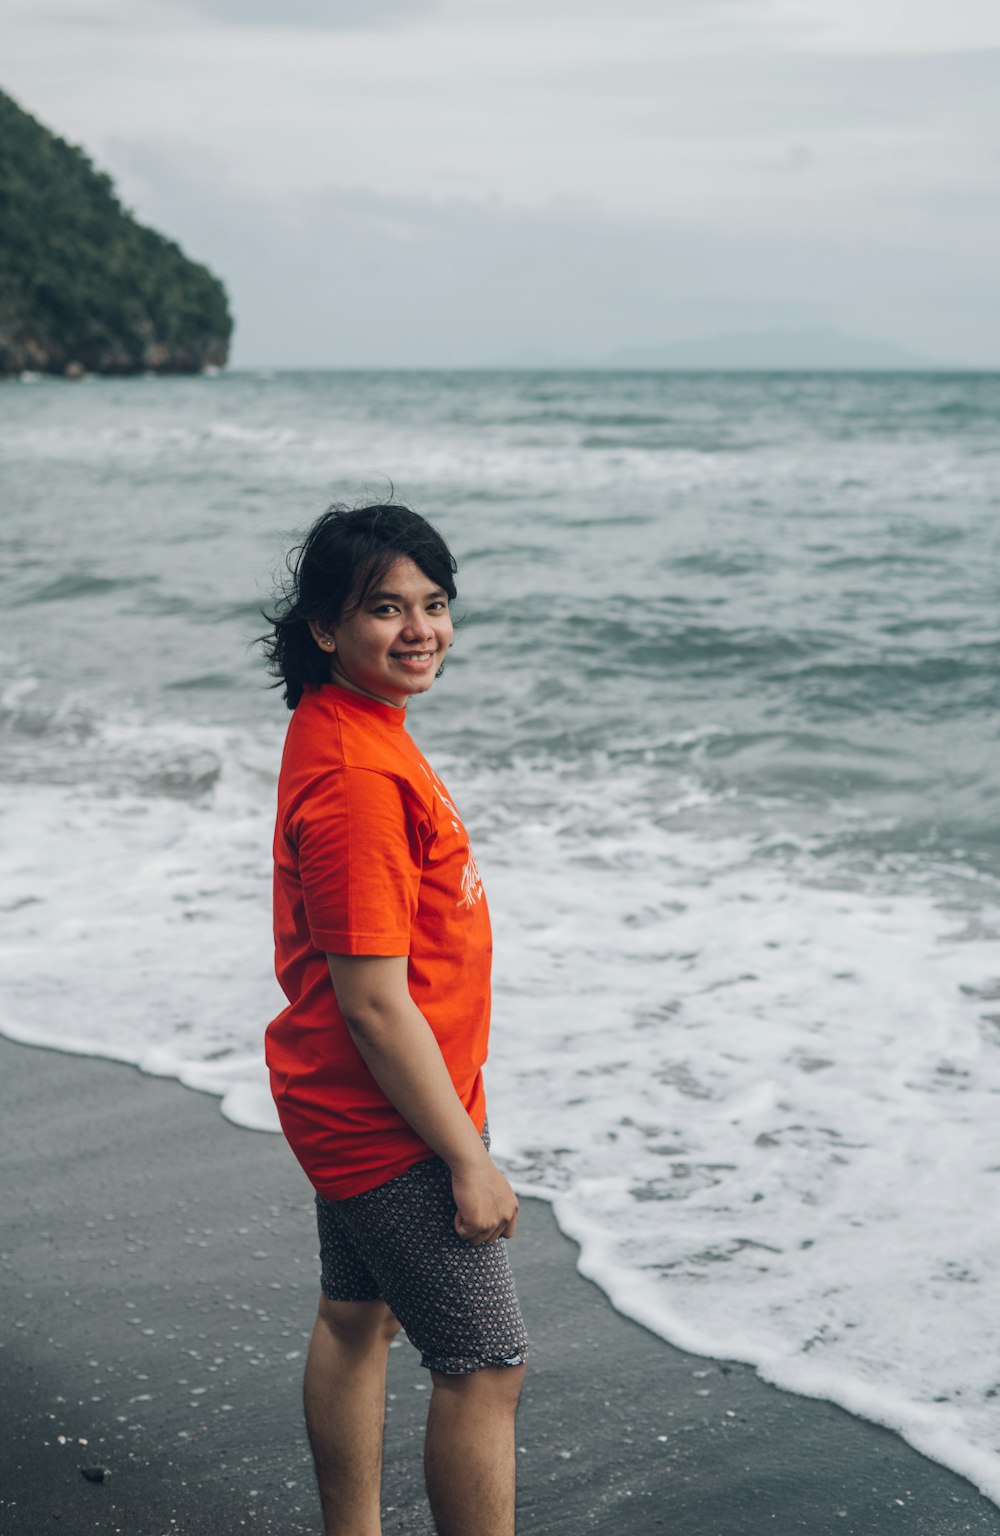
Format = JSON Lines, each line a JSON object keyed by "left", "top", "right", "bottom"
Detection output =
{"left": 315, "top": 1131, "right": 528, "bottom": 1375}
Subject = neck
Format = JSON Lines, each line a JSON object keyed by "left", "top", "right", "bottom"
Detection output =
{"left": 328, "top": 661, "right": 406, "bottom": 711}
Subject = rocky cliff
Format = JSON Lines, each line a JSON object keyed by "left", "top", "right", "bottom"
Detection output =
{"left": 0, "top": 89, "right": 232, "bottom": 376}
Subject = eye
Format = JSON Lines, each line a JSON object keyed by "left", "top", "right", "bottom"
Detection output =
{"left": 427, "top": 600, "right": 449, "bottom": 612}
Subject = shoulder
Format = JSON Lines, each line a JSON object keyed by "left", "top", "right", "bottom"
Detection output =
{"left": 280, "top": 690, "right": 436, "bottom": 824}
{"left": 282, "top": 686, "right": 345, "bottom": 767}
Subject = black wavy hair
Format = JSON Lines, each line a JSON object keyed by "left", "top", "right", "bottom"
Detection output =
{"left": 260, "top": 502, "right": 458, "bottom": 709}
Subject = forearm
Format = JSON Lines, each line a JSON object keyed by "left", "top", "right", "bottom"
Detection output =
{"left": 340, "top": 989, "right": 489, "bottom": 1173}
{"left": 327, "top": 953, "right": 517, "bottom": 1242}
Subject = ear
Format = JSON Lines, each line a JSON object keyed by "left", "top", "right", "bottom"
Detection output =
{"left": 308, "top": 620, "right": 335, "bottom": 653}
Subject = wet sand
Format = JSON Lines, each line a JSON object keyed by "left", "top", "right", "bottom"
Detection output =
{"left": 2, "top": 1034, "right": 999, "bottom": 1535}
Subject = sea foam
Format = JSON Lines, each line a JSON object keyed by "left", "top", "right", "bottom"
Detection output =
{"left": 2, "top": 714, "right": 999, "bottom": 1500}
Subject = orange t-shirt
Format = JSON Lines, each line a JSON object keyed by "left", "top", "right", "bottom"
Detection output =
{"left": 265, "top": 684, "right": 493, "bottom": 1199}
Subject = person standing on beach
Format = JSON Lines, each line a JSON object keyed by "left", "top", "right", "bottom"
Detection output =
{"left": 262, "top": 504, "right": 527, "bottom": 1536}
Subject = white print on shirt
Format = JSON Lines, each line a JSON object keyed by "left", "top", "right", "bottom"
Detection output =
{"left": 419, "top": 762, "right": 484, "bottom": 910}
{"left": 458, "top": 846, "right": 484, "bottom": 910}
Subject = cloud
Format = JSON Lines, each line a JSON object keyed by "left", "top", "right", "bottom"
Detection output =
{"left": 9, "top": 11, "right": 998, "bottom": 231}
{"left": 776, "top": 143, "right": 818, "bottom": 173}
{"left": 0, "top": 0, "right": 159, "bottom": 29}
{"left": 107, "top": 142, "right": 999, "bottom": 368}
{"left": 0, "top": 0, "right": 438, "bottom": 31}
{"left": 4, "top": 0, "right": 997, "bottom": 367}
{"left": 172, "top": 0, "right": 438, "bottom": 29}
{"left": 763, "top": 0, "right": 1000, "bottom": 53}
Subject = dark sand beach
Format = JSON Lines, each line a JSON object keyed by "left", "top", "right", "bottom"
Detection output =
{"left": 3, "top": 1035, "right": 999, "bottom": 1536}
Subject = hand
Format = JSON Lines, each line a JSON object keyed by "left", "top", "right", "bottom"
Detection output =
{"left": 450, "top": 1157, "right": 519, "bottom": 1245}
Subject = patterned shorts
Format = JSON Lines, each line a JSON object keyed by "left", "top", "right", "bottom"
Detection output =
{"left": 315, "top": 1132, "right": 528, "bottom": 1375}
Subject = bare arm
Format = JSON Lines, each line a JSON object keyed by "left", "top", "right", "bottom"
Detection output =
{"left": 327, "top": 953, "right": 518, "bottom": 1244}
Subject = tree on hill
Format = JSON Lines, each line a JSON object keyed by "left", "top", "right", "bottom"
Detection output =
{"left": 0, "top": 88, "right": 233, "bottom": 375}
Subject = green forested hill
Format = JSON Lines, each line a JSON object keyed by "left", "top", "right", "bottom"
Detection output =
{"left": 0, "top": 89, "right": 232, "bottom": 375}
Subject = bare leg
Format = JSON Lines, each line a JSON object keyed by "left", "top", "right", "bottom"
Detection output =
{"left": 424, "top": 1363, "right": 526, "bottom": 1536}
{"left": 303, "top": 1294, "right": 402, "bottom": 1536}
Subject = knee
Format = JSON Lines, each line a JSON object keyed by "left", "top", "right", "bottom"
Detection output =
{"left": 316, "top": 1294, "right": 403, "bottom": 1349}
{"left": 431, "top": 1360, "right": 526, "bottom": 1411}
{"left": 493, "top": 1359, "right": 526, "bottom": 1410}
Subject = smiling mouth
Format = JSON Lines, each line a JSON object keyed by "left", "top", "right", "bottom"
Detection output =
{"left": 392, "top": 650, "right": 435, "bottom": 662}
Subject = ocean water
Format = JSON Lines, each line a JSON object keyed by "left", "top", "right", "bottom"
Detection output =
{"left": 2, "top": 369, "right": 999, "bottom": 1497}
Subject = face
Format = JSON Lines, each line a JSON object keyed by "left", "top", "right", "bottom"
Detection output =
{"left": 310, "top": 556, "right": 454, "bottom": 709}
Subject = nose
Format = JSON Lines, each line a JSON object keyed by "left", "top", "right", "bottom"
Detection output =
{"left": 400, "top": 609, "right": 434, "bottom": 643}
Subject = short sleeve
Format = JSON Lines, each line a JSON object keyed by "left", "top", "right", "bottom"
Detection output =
{"left": 292, "top": 767, "right": 422, "bottom": 955}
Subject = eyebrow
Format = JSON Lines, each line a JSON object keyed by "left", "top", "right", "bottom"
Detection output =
{"left": 366, "top": 588, "right": 448, "bottom": 603}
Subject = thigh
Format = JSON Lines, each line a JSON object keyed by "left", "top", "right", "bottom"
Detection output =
{"left": 315, "top": 1190, "right": 382, "bottom": 1302}
{"left": 337, "top": 1154, "right": 529, "bottom": 1375}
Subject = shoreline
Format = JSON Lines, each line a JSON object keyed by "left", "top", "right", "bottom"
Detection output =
{"left": 3, "top": 1035, "right": 999, "bottom": 1535}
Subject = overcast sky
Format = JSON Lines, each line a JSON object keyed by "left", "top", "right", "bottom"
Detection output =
{"left": 4, "top": 0, "right": 999, "bottom": 366}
